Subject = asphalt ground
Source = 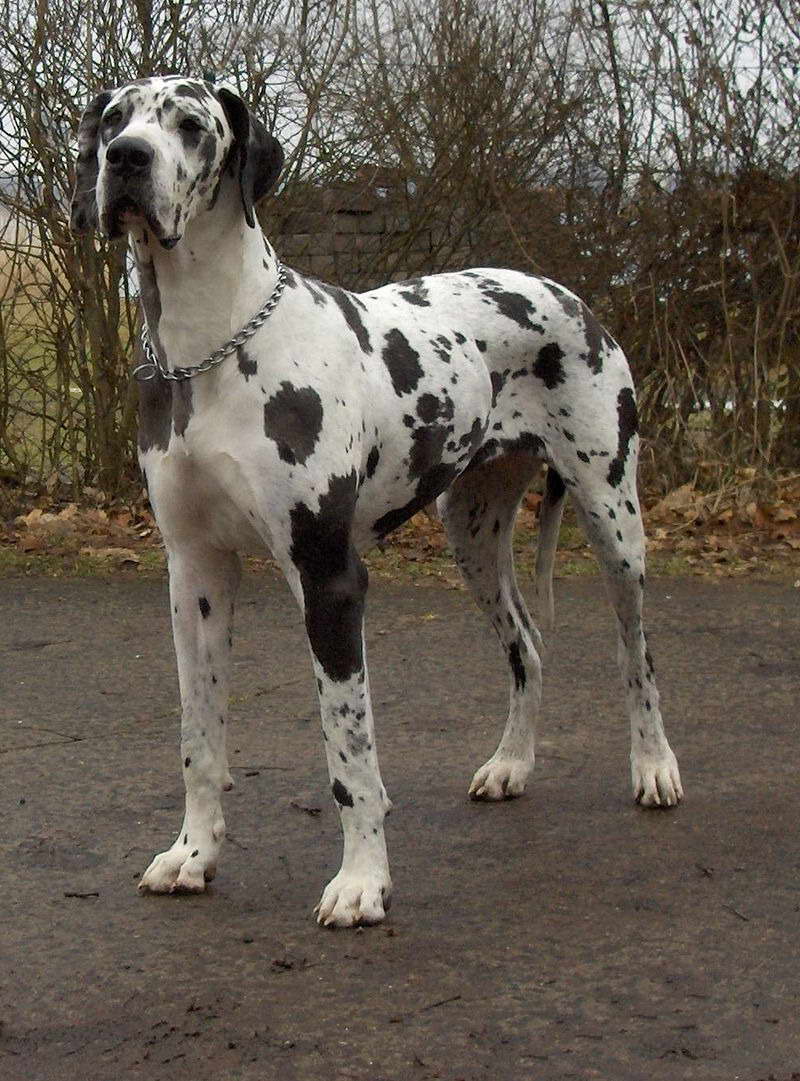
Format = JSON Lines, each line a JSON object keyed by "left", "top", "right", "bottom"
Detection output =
{"left": 1, "top": 571, "right": 799, "bottom": 1080}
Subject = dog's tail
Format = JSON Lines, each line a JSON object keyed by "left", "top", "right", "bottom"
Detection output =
{"left": 534, "top": 466, "right": 566, "bottom": 633}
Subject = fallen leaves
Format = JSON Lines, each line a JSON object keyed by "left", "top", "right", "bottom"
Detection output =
{"left": 9, "top": 500, "right": 158, "bottom": 567}
{"left": 3, "top": 471, "right": 800, "bottom": 579}
{"left": 642, "top": 473, "right": 800, "bottom": 573}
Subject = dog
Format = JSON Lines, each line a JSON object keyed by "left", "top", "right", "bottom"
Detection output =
{"left": 70, "top": 75, "right": 683, "bottom": 927}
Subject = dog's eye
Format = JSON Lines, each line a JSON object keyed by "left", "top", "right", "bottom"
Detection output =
{"left": 103, "top": 110, "right": 123, "bottom": 127}
{"left": 179, "top": 117, "right": 203, "bottom": 134}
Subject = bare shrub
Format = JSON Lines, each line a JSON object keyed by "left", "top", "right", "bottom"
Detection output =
{"left": 0, "top": 0, "right": 351, "bottom": 500}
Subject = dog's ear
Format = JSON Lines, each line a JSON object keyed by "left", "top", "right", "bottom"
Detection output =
{"left": 69, "top": 90, "right": 112, "bottom": 234}
{"left": 217, "top": 87, "right": 283, "bottom": 228}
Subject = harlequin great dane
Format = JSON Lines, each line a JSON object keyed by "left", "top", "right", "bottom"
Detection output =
{"left": 70, "top": 75, "right": 683, "bottom": 927}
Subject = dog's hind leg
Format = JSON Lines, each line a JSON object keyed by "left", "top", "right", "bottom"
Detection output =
{"left": 553, "top": 412, "right": 683, "bottom": 807}
{"left": 139, "top": 544, "right": 241, "bottom": 893}
{"left": 438, "top": 450, "right": 544, "bottom": 801}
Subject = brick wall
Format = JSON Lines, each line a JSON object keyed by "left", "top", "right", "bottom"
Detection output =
{"left": 271, "top": 206, "right": 473, "bottom": 289}
{"left": 263, "top": 181, "right": 567, "bottom": 291}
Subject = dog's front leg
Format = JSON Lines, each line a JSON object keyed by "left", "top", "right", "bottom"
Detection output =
{"left": 291, "top": 547, "right": 392, "bottom": 927}
{"left": 139, "top": 544, "right": 241, "bottom": 894}
{"left": 313, "top": 661, "right": 392, "bottom": 927}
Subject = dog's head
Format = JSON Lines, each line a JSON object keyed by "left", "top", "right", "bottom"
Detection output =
{"left": 69, "top": 76, "right": 283, "bottom": 248}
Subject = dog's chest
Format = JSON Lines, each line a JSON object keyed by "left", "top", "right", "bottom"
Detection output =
{"left": 138, "top": 387, "right": 273, "bottom": 553}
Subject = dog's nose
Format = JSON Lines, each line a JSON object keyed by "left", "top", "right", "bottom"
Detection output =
{"left": 106, "top": 136, "right": 154, "bottom": 174}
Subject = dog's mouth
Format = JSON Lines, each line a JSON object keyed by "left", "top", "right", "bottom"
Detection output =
{"left": 104, "top": 192, "right": 181, "bottom": 249}
{"left": 106, "top": 193, "right": 145, "bottom": 237}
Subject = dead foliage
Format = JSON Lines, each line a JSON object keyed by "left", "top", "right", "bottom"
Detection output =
{"left": 6, "top": 497, "right": 156, "bottom": 569}
{"left": 642, "top": 472, "right": 800, "bottom": 576}
{"left": 4, "top": 473, "right": 800, "bottom": 579}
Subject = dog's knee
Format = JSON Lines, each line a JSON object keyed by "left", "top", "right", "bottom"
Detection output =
{"left": 301, "top": 549, "right": 367, "bottom": 682}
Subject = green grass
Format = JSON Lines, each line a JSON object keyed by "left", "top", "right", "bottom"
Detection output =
{"left": 0, "top": 546, "right": 166, "bottom": 578}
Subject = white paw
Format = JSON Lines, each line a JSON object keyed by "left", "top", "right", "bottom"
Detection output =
{"left": 631, "top": 748, "right": 683, "bottom": 807}
{"left": 469, "top": 756, "right": 532, "bottom": 801}
{"left": 314, "top": 868, "right": 392, "bottom": 928}
{"left": 138, "top": 822, "right": 223, "bottom": 894}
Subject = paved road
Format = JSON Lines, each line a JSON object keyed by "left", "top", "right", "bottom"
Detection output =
{"left": 1, "top": 571, "right": 799, "bottom": 1080}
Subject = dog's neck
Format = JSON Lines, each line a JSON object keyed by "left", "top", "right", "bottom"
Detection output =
{"left": 131, "top": 182, "right": 279, "bottom": 372}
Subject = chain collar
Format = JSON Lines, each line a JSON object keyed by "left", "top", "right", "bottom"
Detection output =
{"left": 133, "top": 262, "right": 287, "bottom": 383}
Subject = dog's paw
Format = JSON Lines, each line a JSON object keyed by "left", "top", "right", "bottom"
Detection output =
{"left": 314, "top": 869, "right": 392, "bottom": 928}
{"left": 138, "top": 847, "right": 217, "bottom": 893}
{"left": 138, "top": 822, "right": 223, "bottom": 894}
{"left": 631, "top": 748, "right": 683, "bottom": 808}
{"left": 469, "top": 756, "right": 532, "bottom": 801}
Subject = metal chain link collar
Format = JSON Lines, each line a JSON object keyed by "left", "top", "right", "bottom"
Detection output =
{"left": 133, "top": 261, "right": 287, "bottom": 383}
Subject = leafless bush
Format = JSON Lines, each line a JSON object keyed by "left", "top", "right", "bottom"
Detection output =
{"left": 0, "top": 0, "right": 353, "bottom": 501}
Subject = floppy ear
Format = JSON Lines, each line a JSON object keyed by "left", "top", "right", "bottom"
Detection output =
{"left": 217, "top": 87, "right": 284, "bottom": 228}
{"left": 69, "top": 90, "right": 112, "bottom": 234}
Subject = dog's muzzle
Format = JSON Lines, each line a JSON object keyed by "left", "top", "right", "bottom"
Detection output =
{"left": 102, "top": 138, "right": 178, "bottom": 248}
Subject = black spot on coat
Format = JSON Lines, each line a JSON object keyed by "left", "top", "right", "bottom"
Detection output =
{"left": 178, "top": 123, "right": 203, "bottom": 151}
{"left": 138, "top": 370, "right": 172, "bottom": 453}
{"left": 238, "top": 347, "right": 257, "bottom": 380}
{"left": 431, "top": 334, "right": 451, "bottom": 363}
{"left": 398, "top": 279, "right": 431, "bottom": 307}
{"left": 319, "top": 283, "right": 372, "bottom": 353}
{"left": 373, "top": 462, "right": 460, "bottom": 538}
{"left": 466, "top": 430, "right": 544, "bottom": 472}
{"left": 199, "top": 597, "right": 211, "bottom": 618}
{"left": 172, "top": 382, "right": 193, "bottom": 437}
{"left": 136, "top": 260, "right": 173, "bottom": 453}
{"left": 302, "top": 278, "right": 327, "bottom": 307}
{"left": 332, "top": 778, "right": 354, "bottom": 807}
{"left": 545, "top": 467, "right": 566, "bottom": 504}
{"left": 509, "top": 641, "right": 526, "bottom": 690}
{"left": 490, "top": 371, "right": 504, "bottom": 406}
{"left": 263, "top": 382, "right": 324, "bottom": 465}
{"left": 533, "top": 342, "right": 566, "bottom": 389}
{"left": 582, "top": 305, "right": 618, "bottom": 375}
{"left": 290, "top": 471, "right": 366, "bottom": 682}
{"left": 607, "top": 387, "right": 639, "bottom": 487}
{"left": 373, "top": 415, "right": 482, "bottom": 538}
{"left": 416, "top": 393, "right": 440, "bottom": 423}
{"left": 382, "top": 329, "right": 423, "bottom": 396}
{"left": 346, "top": 728, "right": 370, "bottom": 757}
{"left": 196, "top": 131, "right": 217, "bottom": 183}
{"left": 409, "top": 426, "right": 448, "bottom": 480}
{"left": 174, "top": 82, "right": 212, "bottom": 103}
{"left": 540, "top": 279, "right": 580, "bottom": 318}
{"left": 365, "top": 446, "right": 380, "bottom": 478}
{"left": 481, "top": 287, "right": 544, "bottom": 333}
